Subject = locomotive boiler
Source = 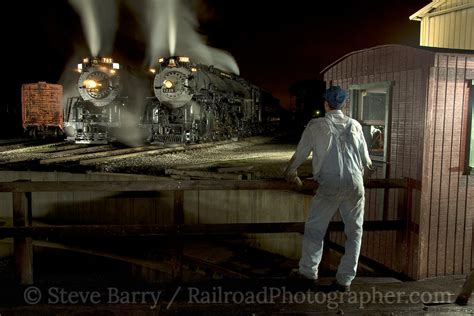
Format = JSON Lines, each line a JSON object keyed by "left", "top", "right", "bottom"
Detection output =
{"left": 64, "top": 57, "right": 124, "bottom": 144}
{"left": 141, "top": 56, "right": 278, "bottom": 144}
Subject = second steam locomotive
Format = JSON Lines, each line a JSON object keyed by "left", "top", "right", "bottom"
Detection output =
{"left": 64, "top": 57, "right": 124, "bottom": 144}
{"left": 141, "top": 56, "right": 278, "bottom": 144}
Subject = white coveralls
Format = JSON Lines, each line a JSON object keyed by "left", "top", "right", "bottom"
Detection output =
{"left": 286, "top": 110, "right": 372, "bottom": 286}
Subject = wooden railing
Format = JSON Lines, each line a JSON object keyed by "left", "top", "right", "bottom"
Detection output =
{"left": 0, "top": 178, "right": 412, "bottom": 284}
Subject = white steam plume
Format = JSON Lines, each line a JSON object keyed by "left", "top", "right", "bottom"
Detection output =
{"left": 113, "top": 68, "right": 151, "bottom": 147}
{"left": 168, "top": 0, "right": 177, "bottom": 56}
{"left": 59, "top": 47, "right": 89, "bottom": 112}
{"left": 126, "top": 0, "right": 239, "bottom": 74}
{"left": 69, "top": 0, "right": 118, "bottom": 57}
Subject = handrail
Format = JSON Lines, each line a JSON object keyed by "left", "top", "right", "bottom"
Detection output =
{"left": 0, "top": 221, "right": 406, "bottom": 239}
{"left": 0, "top": 178, "right": 407, "bottom": 192}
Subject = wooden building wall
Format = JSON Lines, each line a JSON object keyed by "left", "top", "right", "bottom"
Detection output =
{"left": 418, "top": 52, "right": 474, "bottom": 278}
{"left": 419, "top": 0, "right": 474, "bottom": 50}
{"left": 323, "top": 45, "right": 436, "bottom": 279}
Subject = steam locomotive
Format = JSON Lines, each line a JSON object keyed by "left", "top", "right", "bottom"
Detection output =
{"left": 141, "top": 56, "right": 278, "bottom": 144}
{"left": 64, "top": 57, "right": 124, "bottom": 144}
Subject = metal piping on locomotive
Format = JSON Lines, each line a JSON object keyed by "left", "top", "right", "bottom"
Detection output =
{"left": 141, "top": 56, "right": 276, "bottom": 144}
{"left": 64, "top": 57, "right": 124, "bottom": 144}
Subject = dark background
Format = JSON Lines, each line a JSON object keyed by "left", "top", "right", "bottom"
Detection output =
{"left": 1, "top": 0, "right": 428, "bottom": 120}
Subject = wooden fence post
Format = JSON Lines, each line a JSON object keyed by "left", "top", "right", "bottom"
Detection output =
{"left": 456, "top": 270, "right": 474, "bottom": 305}
{"left": 13, "top": 180, "right": 33, "bottom": 284}
{"left": 172, "top": 190, "right": 184, "bottom": 281}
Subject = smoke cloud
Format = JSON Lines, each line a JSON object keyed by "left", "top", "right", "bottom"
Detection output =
{"left": 113, "top": 67, "right": 151, "bottom": 147}
{"left": 58, "top": 47, "right": 89, "bottom": 112}
{"left": 69, "top": 0, "right": 118, "bottom": 57}
{"left": 126, "top": 0, "right": 240, "bottom": 74}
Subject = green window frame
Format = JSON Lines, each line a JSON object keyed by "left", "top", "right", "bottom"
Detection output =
{"left": 468, "top": 80, "right": 474, "bottom": 173}
{"left": 349, "top": 81, "right": 393, "bottom": 163}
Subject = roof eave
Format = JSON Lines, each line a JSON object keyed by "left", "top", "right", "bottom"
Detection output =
{"left": 409, "top": 0, "right": 446, "bottom": 21}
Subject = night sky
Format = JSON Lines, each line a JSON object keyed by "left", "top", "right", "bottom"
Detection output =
{"left": 3, "top": 0, "right": 429, "bottom": 108}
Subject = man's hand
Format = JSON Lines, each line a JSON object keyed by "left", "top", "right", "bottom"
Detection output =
{"left": 363, "top": 165, "right": 377, "bottom": 181}
{"left": 284, "top": 170, "right": 303, "bottom": 187}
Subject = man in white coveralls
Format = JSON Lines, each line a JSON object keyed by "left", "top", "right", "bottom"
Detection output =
{"left": 284, "top": 86, "right": 372, "bottom": 292}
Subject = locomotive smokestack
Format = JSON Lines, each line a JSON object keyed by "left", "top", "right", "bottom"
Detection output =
{"left": 69, "top": 0, "right": 118, "bottom": 57}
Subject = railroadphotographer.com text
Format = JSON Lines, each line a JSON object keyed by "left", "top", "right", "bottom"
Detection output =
{"left": 187, "top": 286, "right": 453, "bottom": 309}
{"left": 23, "top": 285, "right": 454, "bottom": 310}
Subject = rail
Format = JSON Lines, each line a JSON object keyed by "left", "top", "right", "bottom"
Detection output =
{"left": 0, "top": 178, "right": 415, "bottom": 284}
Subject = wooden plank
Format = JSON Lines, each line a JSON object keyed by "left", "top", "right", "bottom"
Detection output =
{"left": 79, "top": 146, "right": 184, "bottom": 165}
{"left": 40, "top": 145, "right": 156, "bottom": 165}
{"left": 445, "top": 57, "right": 460, "bottom": 276}
{"left": 435, "top": 61, "right": 453, "bottom": 277}
{"left": 428, "top": 60, "right": 445, "bottom": 277}
{"left": 34, "top": 144, "right": 85, "bottom": 153}
{"left": 0, "top": 220, "right": 407, "bottom": 238}
{"left": 0, "top": 178, "right": 407, "bottom": 193}
{"left": 418, "top": 66, "right": 438, "bottom": 279}
{"left": 79, "top": 139, "right": 235, "bottom": 166}
{"left": 182, "top": 255, "right": 249, "bottom": 279}
{"left": 166, "top": 169, "right": 243, "bottom": 180}
{"left": 217, "top": 166, "right": 254, "bottom": 173}
{"left": 42, "top": 144, "right": 112, "bottom": 156}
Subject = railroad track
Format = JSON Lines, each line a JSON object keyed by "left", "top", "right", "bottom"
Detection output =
{"left": 47, "top": 140, "right": 235, "bottom": 166}
{"left": 0, "top": 138, "right": 237, "bottom": 167}
{"left": 0, "top": 139, "right": 53, "bottom": 153}
{"left": 0, "top": 140, "right": 80, "bottom": 153}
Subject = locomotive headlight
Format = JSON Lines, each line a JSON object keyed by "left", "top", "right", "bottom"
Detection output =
{"left": 83, "top": 79, "right": 99, "bottom": 89}
{"left": 112, "top": 63, "right": 120, "bottom": 69}
{"left": 163, "top": 80, "right": 173, "bottom": 89}
{"left": 149, "top": 69, "right": 156, "bottom": 74}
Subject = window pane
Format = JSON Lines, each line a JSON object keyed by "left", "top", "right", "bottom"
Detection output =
{"left": 362, "top": 125, "right": 385, "bottom": 158}
{"left": 362, "top": 92, "right": 386, "bottom": 123}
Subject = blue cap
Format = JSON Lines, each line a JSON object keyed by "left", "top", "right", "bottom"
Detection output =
{"left": 323, "top": 86, "right": 348, "bottom": 109}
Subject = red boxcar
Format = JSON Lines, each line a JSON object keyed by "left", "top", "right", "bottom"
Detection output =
{"left": 21, "top": 82, "right": 63, "bottom": 138}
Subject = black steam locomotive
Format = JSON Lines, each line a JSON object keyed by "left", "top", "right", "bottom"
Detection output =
{"left": 64, "top": 57, "right": 124, "bottom": 144}
{"left": 141, "top": 56, "right": 278, "bottom": 144}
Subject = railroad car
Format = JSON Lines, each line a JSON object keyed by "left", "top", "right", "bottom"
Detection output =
{"left": 21, "top": 82, "right": 63, "bottom": 138}
{"left": 141, "top": 56, "right": 279, "bottom": 144}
